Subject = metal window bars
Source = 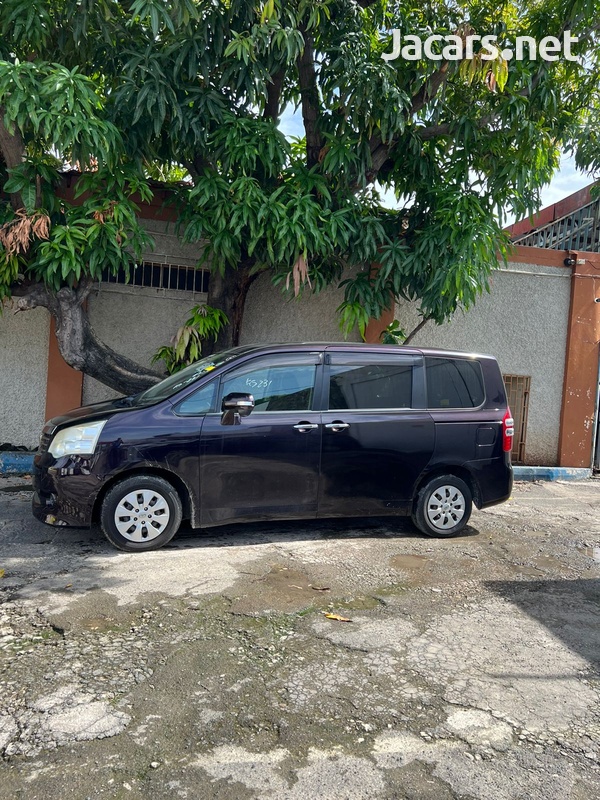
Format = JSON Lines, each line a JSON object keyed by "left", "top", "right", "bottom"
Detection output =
{"left": 101, "top": 261, "right": 210, "bottom": 293}
{"left": 503, "top": 374, "right": 531, "bottom": 464}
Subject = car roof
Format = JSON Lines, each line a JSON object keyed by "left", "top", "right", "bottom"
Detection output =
{"left": 231, "top": 342, "right": 498, "bottom": 361}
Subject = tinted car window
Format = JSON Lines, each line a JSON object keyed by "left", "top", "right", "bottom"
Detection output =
{"left": 222, "top": 362, "right": 317, "bottom": 412}
{"left": 174, "top": 381, "right": 216, "bottom": 416}
{"left": 329, "top": 363, "right": 413, "bottom": 410}
{"left": 425, "top": 357, "right": 485, "bottom": 408}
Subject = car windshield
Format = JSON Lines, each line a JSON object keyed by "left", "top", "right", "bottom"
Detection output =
{"left": 133, "top": 347, "right": 253, "bottom": 405}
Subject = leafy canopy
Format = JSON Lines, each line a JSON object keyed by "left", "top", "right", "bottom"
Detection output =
{"left": 0, "top": 0, "right": 598, "bottom": 333}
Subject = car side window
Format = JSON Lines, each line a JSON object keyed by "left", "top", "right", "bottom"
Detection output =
{"left": 174, "top": 380, "right": 217, "bottom": 416}
{"left": 221, "top": 360, "right": 317, "bottom": 412}
{"left": 329, "top": 363, "right": 413, "bottom": 410}
{"left": 425, "top": 357, "right": 485, "bottom": 408}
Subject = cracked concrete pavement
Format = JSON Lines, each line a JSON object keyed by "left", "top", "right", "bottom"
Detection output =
{"left": 0, "top": 478, "right": 599, "bottom": 798}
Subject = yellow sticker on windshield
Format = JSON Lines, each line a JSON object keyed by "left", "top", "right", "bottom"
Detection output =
{"left": 204, "top": 365, "right": 216, "bottom": 372}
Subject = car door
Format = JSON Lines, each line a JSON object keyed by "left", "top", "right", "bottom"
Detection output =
{"left": 318, "top": 351, "right": 435, "bottom": 518}
{"left": 199, "top": 351, "right": 323, "bottom": 526}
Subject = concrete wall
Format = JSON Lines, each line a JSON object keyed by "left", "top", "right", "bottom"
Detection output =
{"left": 242, "top": 272, "right": 361, "bottom": 345}
{"left": 0, "top": 304, "right": 50, "bottom": 448}
{"left": 394, "top": 261, "right": 571, "bottom": 465}
{"left": 84, "top": 273, "right": 359, "bottom": 404}
{"left": 83, "top": 219, "right": 207, "bottom": 404}
{"left": 0, "top": 221, "right": 571, "bottom": 465}
{"left": 83, "top": 228, "right": 361, "bottom": 406}
{"left": 140, "top": 218, "right": 206, "bottom": 267}
{"left": 82, "top": 284, "right": 207, "bottom": 404}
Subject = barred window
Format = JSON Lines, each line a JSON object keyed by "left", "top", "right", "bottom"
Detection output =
{"left": 503, "top": 374, "right": 531, "bottom": 463}
{"left": 101, "top": 262, "right": 209, "bottom": 293}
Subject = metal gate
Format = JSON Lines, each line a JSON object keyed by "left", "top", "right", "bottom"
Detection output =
{"left": 503, "top": 375, "right": 531, "bottom": 464}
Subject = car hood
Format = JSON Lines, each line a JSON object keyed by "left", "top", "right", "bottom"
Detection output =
{"left": 45, "top": 398, "right": 135, "bottom": 431}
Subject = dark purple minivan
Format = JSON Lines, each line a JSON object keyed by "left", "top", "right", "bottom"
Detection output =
{"left": 32, "top": 343, "right": 513, "bottom": 551}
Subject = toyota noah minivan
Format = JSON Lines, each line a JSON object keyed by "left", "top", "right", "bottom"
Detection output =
{"left": 33, "top": 343, "right": 513, "bottom": 551}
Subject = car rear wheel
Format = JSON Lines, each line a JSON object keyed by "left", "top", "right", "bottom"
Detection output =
{"left": 412, "top": 474, "right": 472, "bottom": 538}
{"left": 101, "top": 475, "right": 183, "bottom": 552}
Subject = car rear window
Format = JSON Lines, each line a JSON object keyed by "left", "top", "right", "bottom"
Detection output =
{"left": 425, "top": 357, "right": 485, "bottom": 408}
{"left": 329, "top": 363, "right": 413, "bottom": 410}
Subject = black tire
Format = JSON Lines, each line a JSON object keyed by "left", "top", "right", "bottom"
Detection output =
{"left": 101, "top": 474, "right": 183, "bottom": 552}
{"left": 412, "top": 474, "right": 472, "bottom": 538}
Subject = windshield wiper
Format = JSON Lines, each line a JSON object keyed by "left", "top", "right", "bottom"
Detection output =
{"left": 115, "top": 394, "right": 139, "bottom": 407}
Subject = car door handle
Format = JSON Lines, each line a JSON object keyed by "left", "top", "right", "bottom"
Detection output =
{"left": 293, "top": 422, "right": 319, "bottom": 433}
{"left": 325, "top": 422, "right": 350, "bottom": 433}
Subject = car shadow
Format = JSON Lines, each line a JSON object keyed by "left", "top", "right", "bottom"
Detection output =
{"left": 162, "top": 516, "right": 481, "bottom": 549}
{"left": 485, "top": 579, "right": 600, "bottom": 674}
{"left": 30, "top": 515, "right": 481, "bottom": 551}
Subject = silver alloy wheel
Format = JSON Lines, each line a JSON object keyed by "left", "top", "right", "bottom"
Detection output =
{"left": 426, "top": 484, "right": 466, "bottom": 530}
{"left": 114, "top": 489, "right": 171, "bottom": 542}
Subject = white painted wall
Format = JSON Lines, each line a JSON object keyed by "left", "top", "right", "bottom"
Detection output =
{"left": 0, "top": 304, "right": 50, "bottom": 448}
{"left": 394, "top": 261, "right": 571, "bottom": 465}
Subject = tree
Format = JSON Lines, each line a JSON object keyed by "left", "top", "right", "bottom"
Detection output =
{"left": 0, "top": 5, "right": 163, "bottom": 393}
{"left": 1, "top": 0, "right": 598, "bottom": 392}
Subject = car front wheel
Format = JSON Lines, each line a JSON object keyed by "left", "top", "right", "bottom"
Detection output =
{"left": 101, "top": 474, "right": 183, "bottom": 552}
{"left": 412, "top": 474, "right": 472, "bottom": 538}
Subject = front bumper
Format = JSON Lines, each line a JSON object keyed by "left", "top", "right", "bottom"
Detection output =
{"left": 32, "top": 452, "right": 100, "bottom": 528}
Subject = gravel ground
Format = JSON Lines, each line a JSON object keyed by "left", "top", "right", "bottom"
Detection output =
{"left": 0, "top": 478, "right": 599, "bottom": 799}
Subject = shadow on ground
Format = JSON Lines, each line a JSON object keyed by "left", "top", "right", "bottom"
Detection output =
{"left": 485, "top": 578, "right": 600, "bottom": 675}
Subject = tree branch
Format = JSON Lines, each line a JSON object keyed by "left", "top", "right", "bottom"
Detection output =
{"left": 416, "top": 123, "right": 452, "bottom": 140}
{"left": 264, "top": 67, "right": 286, "bottom": 121}
{"left": 0, "top": 106, "right": 25, "bottom": 210}
{"left": 75, "top": 275, "right": 95, "bottom": 304}
{"left": 13, "top": 282, "right": 57, "bottom": 315}
{"left": 297, "top": 28, "right": 323, "bottom": 168}
{"left": 15, "top": 283, "right": 162, "bottom": 394}
{"left": 403, "top": 316, "right": 430, "bottom": 345}
{"left": 183, "top": 159, "right": 200, "bottom": 183}
{"left": 375, "top": 9, "right": 593, "bottom": 161}
{"left": 409, "top": 62, "right": 450, "bottom": 116}
{"left": 414, "top": 68, "right": 545, "bottom": 142}
{"left": 364, "top": 62, "right": 451, "bottom": 185}
{"left": 362, "top": 4, "right": 583, "bottom": 188}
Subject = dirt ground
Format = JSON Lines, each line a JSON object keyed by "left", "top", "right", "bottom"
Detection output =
{"left": 0, "top": 478, "right": 599, "bottom": 799}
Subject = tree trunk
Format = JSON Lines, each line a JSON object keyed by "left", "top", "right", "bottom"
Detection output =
{"left": 0, "top": 106, "right": 26, "bottom": 211}
{"left": 203, "top": 262, "right": 259, "bottom": 355}
{"left": 15, "top": 281, "right": 162, "bottom": 395}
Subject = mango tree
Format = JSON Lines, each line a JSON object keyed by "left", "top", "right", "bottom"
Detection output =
{"left": 0, "top": 0, "right": 598, "bottom": 392}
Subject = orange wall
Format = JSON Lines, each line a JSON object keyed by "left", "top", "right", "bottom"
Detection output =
{"left": 558, "top": 253, "right": 600, "bottom": 468}
{"left": 45, "top": 317, "right": 84, "bottom": 421}
{"left": 364, "top": 305, "right": 394, "bottom": 344}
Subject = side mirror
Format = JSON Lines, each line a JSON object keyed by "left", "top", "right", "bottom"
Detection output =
{"left": 221, "top": 392, "right": 255, "bottom": 425}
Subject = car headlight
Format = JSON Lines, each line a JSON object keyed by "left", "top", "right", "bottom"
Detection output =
{"left": 48, "top": 421, "right": 107, "bottom": 458}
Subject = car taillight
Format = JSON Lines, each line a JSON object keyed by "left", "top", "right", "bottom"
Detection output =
{"left": 502, "top": 408, "right": 514, "bottom": 452}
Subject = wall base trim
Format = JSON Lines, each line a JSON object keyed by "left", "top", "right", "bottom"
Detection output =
{"left": 0, "top": 452, "right": 35, "bottom": 475}
{"left": 513, "top": 466, "right": 592, "bottom": 482}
